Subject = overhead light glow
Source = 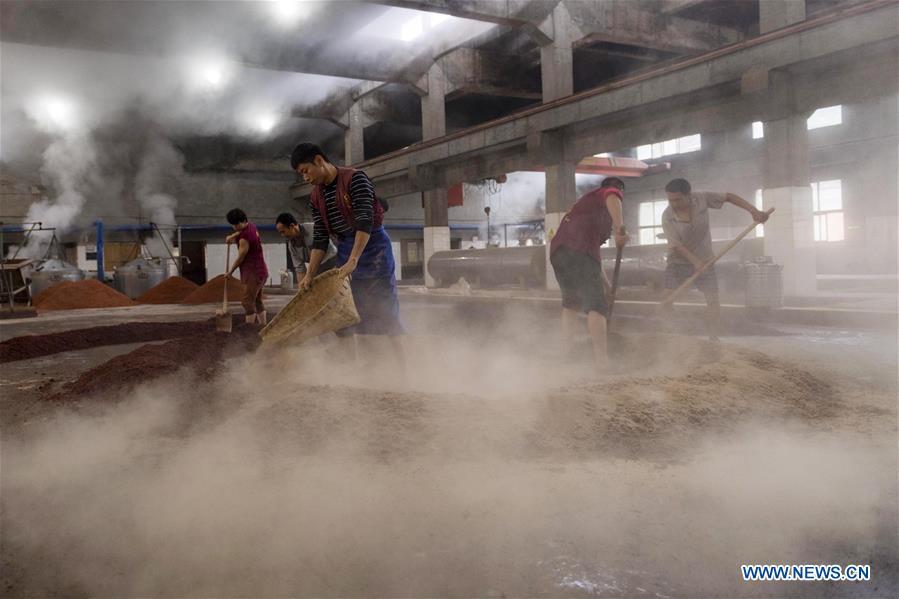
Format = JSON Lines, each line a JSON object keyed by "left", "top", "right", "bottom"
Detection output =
{"left": 255, "top": 114, "right": 278, "bottom": 134}
{"left": 267, "top": 0, "right": 305, "bottom": 28}
{"left": 28, "top": 94, "right": 79, "bottom": 133}
{"left": 400, "top": 13, "right": 452, "bottom": 42}
{"left": 186, "top": 55, "right": 232, "bottom": 92}
{"left": 400, "top": 16, "right": 424, "bottom": 42}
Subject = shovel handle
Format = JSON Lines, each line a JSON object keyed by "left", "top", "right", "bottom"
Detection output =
{"left": 606, "top": 229, "right": 626, "bottom": 323}
{"left": 223, "top": 243, "right": 230, "bottom": 311}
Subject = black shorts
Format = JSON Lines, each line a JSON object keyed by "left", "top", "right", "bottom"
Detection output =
{"left": 665, "top": 262, "right": 718, "bottom": 295}
{"left": 550, "top": 246, "right": 608, "bottom": 315}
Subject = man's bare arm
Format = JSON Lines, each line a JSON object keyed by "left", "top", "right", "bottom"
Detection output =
{"left": 725, "top": 192, "right": 769, "bottom": 223}
{"left": 228, "top": 239, "right": 249, "bottom": 276}
{"left": 300, "top": 248, "right": 326, "bottom": 290}
{"left": 605, "top": 193, "right": 629, "bottom": 247}
{"left": 339, "top": 231, "right": 372, "bottom": 278}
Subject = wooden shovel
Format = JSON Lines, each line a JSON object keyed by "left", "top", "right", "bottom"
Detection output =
{"left": 659, "top": 208, "right": 775, "bottom": 309}
{"left": 606, "top": 229, "right": 626, "bottom": 325}
{"left": 605, "top": 230, "right": 626, "bottom": 353}
{"left": 216, "top": 243, "right": 233, "bottom": 333}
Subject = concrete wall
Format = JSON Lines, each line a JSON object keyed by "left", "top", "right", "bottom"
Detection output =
{"left": 176, "top": 172, "right": 296, "bottom": 227}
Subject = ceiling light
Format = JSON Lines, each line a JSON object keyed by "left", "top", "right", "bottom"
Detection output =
{"left": 256, "top": 114, "right": 277, "bottom": 134}
{"left": 267, "top": 0, "right": 305, "bottom": 28}
{"left": 400, "top": 16, "right": 424, "bottom": 42}
{"left": 28, "top": 94, "right": 78, "bottom": 133}
{"left": 186, "top": 55, "right": 232, "bottom": 92}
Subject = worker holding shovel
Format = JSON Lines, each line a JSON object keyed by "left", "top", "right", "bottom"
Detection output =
{"left": 660, "top": 178, "right": 770, "bottom": 340}
{"left": 549, "top": 176, "right": 629, "bottom": 371}
{"left": 225, "top": 208, "right": 269, "bottom": 326}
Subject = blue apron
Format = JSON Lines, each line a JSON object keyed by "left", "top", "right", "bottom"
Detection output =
{"left": 336, "top": 228, "right": 403, "bottom": 336}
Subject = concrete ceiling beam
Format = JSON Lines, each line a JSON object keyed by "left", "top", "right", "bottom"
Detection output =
{"left": 286, "top": 2, "right": 897, "bottom": 199}
{"left": 566, "top": 0, "right": 743, "bottom": 54}
{"left": 659, "top": 0, "right": 708, "bottom": 15}
{"left": 362, "top": 0, "right": 562, "bottom": 27}
{"left": 368, "top": 0, "right": 743, "bottom": 54}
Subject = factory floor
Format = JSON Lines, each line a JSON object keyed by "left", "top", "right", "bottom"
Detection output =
{"left": 1, "top": 295, "right": 896, "bottom": 597}
{"left": 400, "top": 285, "right": 898, "bottom": 329}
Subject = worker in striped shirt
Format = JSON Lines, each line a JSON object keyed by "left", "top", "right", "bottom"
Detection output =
{"left": 289, "top": 142, "right": 403, "bottom": 339}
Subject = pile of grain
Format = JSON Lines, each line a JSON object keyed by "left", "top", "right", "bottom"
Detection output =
{"left": 181, "top": 275, "right": 246, "bottom": 305}
{"left": 49, "top": 325, "right": 261, "bottom": 401}
{"left": 0, "top": 316, "right": 242, "bottom": 363}
{"left": 136, "top": 276, "right": 199, "bottom": 304}
{"left": 32, "top": 280, "right": 135, "bottom": 310}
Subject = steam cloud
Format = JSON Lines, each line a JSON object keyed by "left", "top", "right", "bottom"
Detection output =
{"left": 3, "top": 322, "right": 897, "bottom": 596}
{"left": 1, "top": 0, "right": 493, "bottom": 255}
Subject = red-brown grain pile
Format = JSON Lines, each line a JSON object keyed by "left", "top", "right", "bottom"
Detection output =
{"left": 136, "top": 276, "right": 199, "bottom": 304}
{"left": 48, "top": 325, "right": 261, "bottom": 401}
{"left": 181, "top": 275, "right": 246, "bottom": 305}
{"left": 32, "top": 280, "right": 135, "bottom": 310}
{"left": 0, "top": 316, "right": 242, "bottom": 363}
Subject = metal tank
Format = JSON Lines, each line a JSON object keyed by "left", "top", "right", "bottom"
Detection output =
{"left": 29, "top": 258, "right": 86, "bottom": 297}
{"left": 744, "top": 256, "right": 783, "bottom": 309}
{"left": 427, "top": 246, "right": 546, "bottom": 288}
{"left": 113, "top": 257, "right": 168, "bottom": 298}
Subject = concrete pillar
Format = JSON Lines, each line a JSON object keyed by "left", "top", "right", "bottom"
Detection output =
{"left": 423, "top": 224, "right": 450, "bottom": 288}
{"left": 421, "top": 64, "right": 447, "bottom": 141}
{"left": 759, "top": 0, "right": 806, "bottom": 34}
{"left": 764, "top": 114, "right": 809, "bottom": 188}
{"left": 544, "top": 160, "right": 578, "bottom": 289}
{"left": 423, "top": 191, "right": 449, "bottom": 287}
{"left": 344, "top": 102, "right": 364, "bottom": 165}
{"left": 760, "top": 70, "right": 815, "bottom": 296}
{"left": 539, "top": 5, "right": 575, "bottom": 103}
{"left": 545, "top": 160, "right": 578, "bottom": 215}
{"left": 421, "top": 63, "right": 450, "bottom": 286}
{"left": 762, "top": 187, "right": 817, "bottom": 296}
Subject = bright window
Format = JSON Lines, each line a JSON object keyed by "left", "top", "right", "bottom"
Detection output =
{"left": 754, "top": 189, "right": 764, "bottom": 237}
{"left": 638, "top": 200, "right": 667, "bottom": 245}
{"left": 635, "top": 134, "right": 701, "bottom": 160}
{"left": 810, "top": 179, "right": 844, "bottom": 242}
{"left": 807, "top": 105, "right": 842, "bottom": 130}
{"left": 752, "top": 121, "right": 764, "bottom": 139}
{"left": 678, "top": 133, "right": 701, "bottom": 153}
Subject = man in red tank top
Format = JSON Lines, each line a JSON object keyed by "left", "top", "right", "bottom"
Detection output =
{"left": 549, "top": 177, "right": 629, "bottom": 370}
{"left": 225, "top": 208, "right": 269, "bottom": 325}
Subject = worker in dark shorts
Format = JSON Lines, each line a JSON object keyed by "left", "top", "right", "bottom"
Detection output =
{"left": 549, "top": 177, "right": 629, "bottom": 370}
{"left": 225, "top": 208, "right": 269, "bottom": 325}
{"left": 289, "top": 142, "right": 404, "bottom": 362}
{"left": 661, "top": 178, "right": 769, "bottom": 340}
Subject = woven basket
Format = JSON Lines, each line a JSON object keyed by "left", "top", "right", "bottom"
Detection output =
{"left": 260, "top": 270, "right": 360, "bottom": 346}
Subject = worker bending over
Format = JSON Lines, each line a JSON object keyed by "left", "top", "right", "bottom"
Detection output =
{"left": 661, "top": 178, "right": 769, "bottom": 340}
{"left": 289, "top": 143, "right": 404, "bottom": 341}
{"left": 225, "top": 208, "right": 269, "bottom": 325}
{"left": 275, "top": 212, "right": 337, "bottom": 283}
{"left": 549, "top": 176, "right": 629, "bottom": 370}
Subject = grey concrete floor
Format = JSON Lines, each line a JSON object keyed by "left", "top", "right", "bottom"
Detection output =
{"left": 0, "top": 297, "right": 896, "bottom": 598}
